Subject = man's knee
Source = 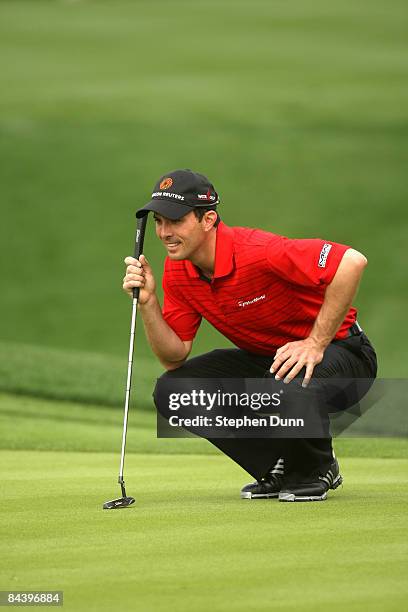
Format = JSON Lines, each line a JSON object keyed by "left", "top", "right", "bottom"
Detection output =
{"left": 153, "top": 366, "right": 200, "bottom": 418}
{"left": 153, "top": 370, "right": 177, "bottom": 419}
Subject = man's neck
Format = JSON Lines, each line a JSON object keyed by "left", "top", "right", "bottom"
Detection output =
{"left": 189, "top": 227, "right": 217, "bottom": 278}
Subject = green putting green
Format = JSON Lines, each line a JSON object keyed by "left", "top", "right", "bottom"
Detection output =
{"left": 1, "top": 450, "right": 407, "bottom": 612}
{"left": 1, "top": 391, "right": 407, "bottom": 610}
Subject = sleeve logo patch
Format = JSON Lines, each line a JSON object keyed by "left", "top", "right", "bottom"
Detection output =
{"left": 318, "top": 243, "right": 332, "bottom": 268}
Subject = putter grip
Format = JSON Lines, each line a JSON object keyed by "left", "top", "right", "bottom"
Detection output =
{"left": 132, "top": 215, "right": 147, "bottom": 300}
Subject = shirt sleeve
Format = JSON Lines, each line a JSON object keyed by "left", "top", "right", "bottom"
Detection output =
{"left": 265, "top": 236, "right": 351, "bottom": 287}
{"left": 162, "top": 275, "right": 202, "bottom": 341}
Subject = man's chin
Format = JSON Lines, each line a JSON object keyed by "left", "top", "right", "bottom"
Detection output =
{"left": 167, "top": 252, "right": 186, "bottom": 260}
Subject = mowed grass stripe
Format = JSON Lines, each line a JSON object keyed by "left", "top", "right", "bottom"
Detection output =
{"left": 0, "top": 340, "right": 161, "bottom": 408}
{"left": 1, "top": 392, "right": 407, "bottom": 458}
{"left": 0, "top": 392, "right": 209, "bottom": 455}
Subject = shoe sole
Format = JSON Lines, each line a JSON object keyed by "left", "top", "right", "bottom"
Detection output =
{"left": 279, "top": 492, "right": 328, "bottom": 502}
{"left": 279, "top": 474, "right": 343, "bottom": 503}
{"left": 241, "top": 491, "right": 279, "bottom": 499}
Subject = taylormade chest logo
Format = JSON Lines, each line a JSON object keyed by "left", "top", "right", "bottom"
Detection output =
{"left": 318, "top": 243, "right": 332, "bottom": 268}
{"left": 238, "top": 294, "right": 266, "bottom": 308}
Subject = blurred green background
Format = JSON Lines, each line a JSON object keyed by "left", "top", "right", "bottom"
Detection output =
{"left": 1, "top": 3, "right": 407, "bottom": 610}
{"left": 0, "top": 0, "right": 407, "bottom": 404}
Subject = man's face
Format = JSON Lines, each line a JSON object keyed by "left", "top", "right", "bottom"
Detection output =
{"left": 153, "top": 211, "right": 209, "bottom": 260}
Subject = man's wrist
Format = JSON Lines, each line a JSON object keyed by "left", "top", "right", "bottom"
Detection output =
{"left": 138, "top": 293, "right": 158, "bottom": 309}
{"left": 307, "top": 334, "right": 331, "bottom": 351}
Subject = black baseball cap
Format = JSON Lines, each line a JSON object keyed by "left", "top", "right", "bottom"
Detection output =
{"left": 136, "top": 169, "right": 219, "bottom": 220}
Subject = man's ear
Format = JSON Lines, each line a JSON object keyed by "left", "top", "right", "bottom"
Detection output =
{"left": 203, "top": 210, "right": 218, "bottom": 231}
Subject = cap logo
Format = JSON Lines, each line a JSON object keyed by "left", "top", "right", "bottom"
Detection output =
{"left": 160, "top": 178, "right": 173, "bottom": 190}
{"left": 198, "top": 189, "right": 216, "bottom": 201}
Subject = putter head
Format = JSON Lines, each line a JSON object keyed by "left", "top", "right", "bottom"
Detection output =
{"left": 103, "top": 496, "right": 135, "bottom": 510}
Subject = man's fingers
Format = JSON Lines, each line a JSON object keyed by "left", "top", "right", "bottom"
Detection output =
{"left": 126, "top": 265, "right": 144, "bottom": 275}
{"left": 123, "top": 279, "right": 144, "bottom": 288}
{"left": 269, "top": 339, "right": 322, "bottom": 385}
{"left": 302, "top": 363, "right": 315, "bottom": 388}
{"left": 139, "top": 254, "right": 152, "bottom": 269}
{"left": 270, "top": 349, "right": 291, "bottom": 373}
{"left": 282, "top": 360, "right": 306, "bottom": 384}
{"left": 275, "top": 358, "right": 315, "bottom": 386}
{"left": 274, "top": 357, "right": 298, "bottom": 380}
{"left": 124, "top": 276, "right": 144, "bottom": 283}
{"left": 124, "top": 256, "right": 140, "bottom": 266}
{"left": 123, "top": 267, "right": 146, "bottom": 289}
{"left": 270, "top": 357, "right": 285, "bottom": 374}
{"left": 124, "top": 272, "right": 144, "bottom": 281}
{"left": 274, "top": 343, "right": 289, "bottom": 357}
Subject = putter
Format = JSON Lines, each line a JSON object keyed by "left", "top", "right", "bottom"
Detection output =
{"left": 103, "top": 214, "right": 148, "bottom": 509}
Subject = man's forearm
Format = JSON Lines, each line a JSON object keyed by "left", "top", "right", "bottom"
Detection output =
{"left": 309, "top": 249, "right": 367, "bottom": 348}
{"left": 139, "top": 296, "right": 189, "bottom": 366}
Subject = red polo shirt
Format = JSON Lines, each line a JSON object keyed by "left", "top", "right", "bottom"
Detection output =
{"left": 162, "top": 222, "right": 357, "bottom": 355}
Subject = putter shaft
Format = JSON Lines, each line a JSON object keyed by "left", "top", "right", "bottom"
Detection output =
{"left": 104, "top": 215, "right": 147, "bottom": 509}
{"left": 118, "top": 295, "right": 138, "bottom": 486}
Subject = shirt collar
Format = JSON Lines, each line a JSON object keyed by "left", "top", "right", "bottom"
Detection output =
{"left": 185, "top": 221, "right": 235, "bottom": 280}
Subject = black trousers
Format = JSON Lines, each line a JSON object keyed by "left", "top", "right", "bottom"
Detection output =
{"left": 153, "top": 333, "right": 377, "bottom": 481}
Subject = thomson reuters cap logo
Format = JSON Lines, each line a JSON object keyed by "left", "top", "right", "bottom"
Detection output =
{"left": 160, "top": 178, "right": 173, "bottom": 190}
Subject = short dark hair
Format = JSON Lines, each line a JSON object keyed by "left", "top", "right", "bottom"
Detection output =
{"left": 193, "top": 207, "right": 221, "bottom": 227}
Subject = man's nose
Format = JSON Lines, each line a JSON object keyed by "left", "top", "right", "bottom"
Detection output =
{"left": 159, "top": 221, "right": 173, "bottom": 239}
